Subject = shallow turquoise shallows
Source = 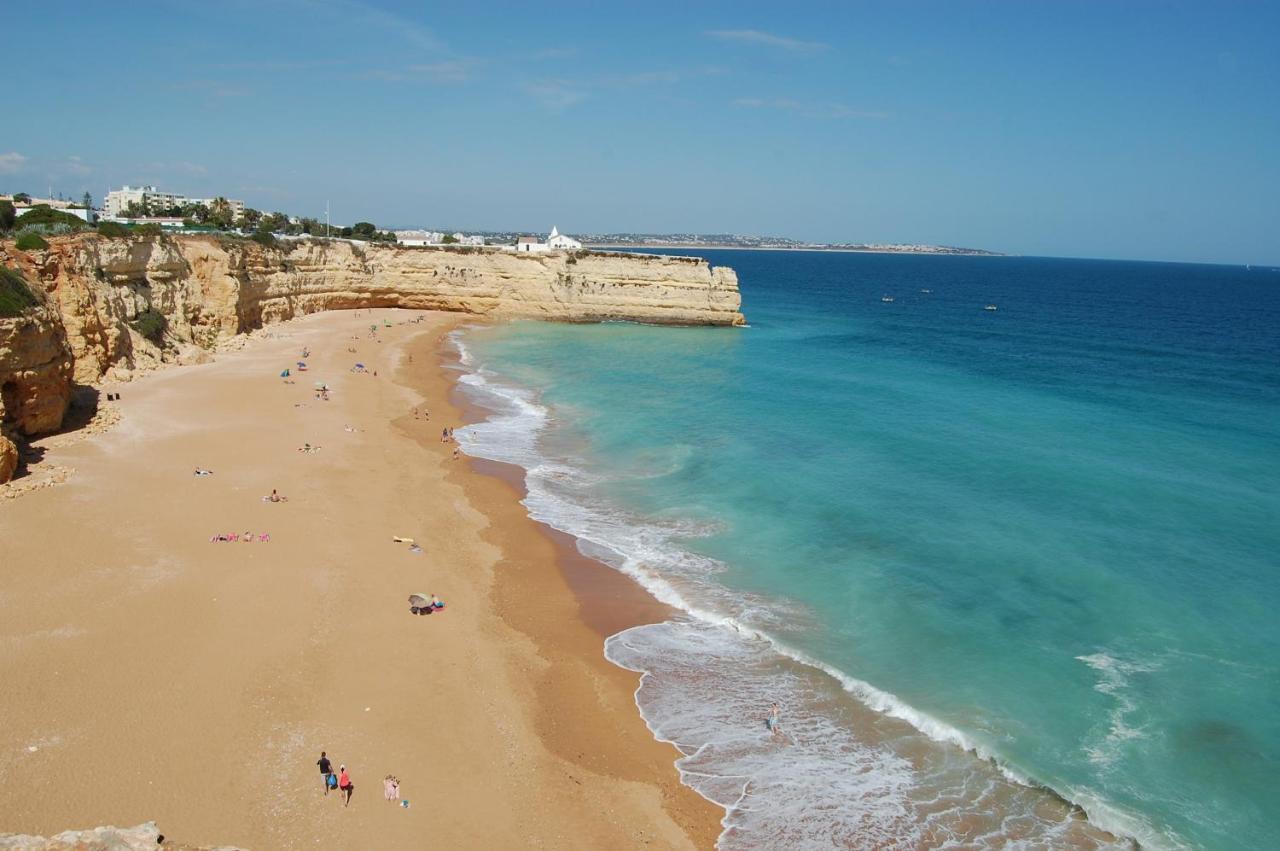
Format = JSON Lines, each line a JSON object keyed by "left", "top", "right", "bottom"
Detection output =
{"left": 453, "top": 251, "right": 1280, "bottom": 850}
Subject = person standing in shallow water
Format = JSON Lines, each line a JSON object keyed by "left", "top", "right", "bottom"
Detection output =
{"left": 317, "top": 751, "right": 333, "bottom": 795}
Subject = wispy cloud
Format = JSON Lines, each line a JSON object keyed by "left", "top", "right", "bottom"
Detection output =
{"left": 707, "top": 29, "right": 828, "bottom": 52}
{"left": 61, "top": 156, "right": 91, "bottom": 177}
{"left": 301, "top": 0, "right": 445, "bottom": 52}
{"left": 170, "top": 80, "right": 249, "bottom": 98}
{"left": 523, "top": 79, "right": 587, "bottom": 111}
{"left": 406, "top": 59, "right": 481, "bottom": 83}
{"left": 0, "top": 151, "right": 29, "bottom": 174}
{"left": 732, "top": 98, "right": 885, "bottom": 119}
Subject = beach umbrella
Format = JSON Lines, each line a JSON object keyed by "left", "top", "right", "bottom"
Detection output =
{"left": 314, "top": 380, "right": 327, "bottom": 388}
{"left": 355, "top": 363, "right": 365, "bottom": 369}
{"left": 280, "top": 369, "right": 290, "bottom": 377}
{"left": 408, "top": 593, "right": 430, "bottom": 608}
{"left": 297, "top": 361, "right": 307, "bottom": 367}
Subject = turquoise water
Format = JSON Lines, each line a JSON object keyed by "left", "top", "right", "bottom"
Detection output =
{"left": 453, "top": 252, "right": 1280, "bottom": 849}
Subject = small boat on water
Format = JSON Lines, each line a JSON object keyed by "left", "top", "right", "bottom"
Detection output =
{"left": 984, "top": 304, "right": 998, "bottom": 311}
{"left": 881, "top": 295, "right": 895, "bottom": 303}
{"left": 920, "top": 288, "right": 932, "bottom": 294}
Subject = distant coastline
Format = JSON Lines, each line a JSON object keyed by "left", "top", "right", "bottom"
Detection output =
{"left": 585, "top": 242, "right": 1006, "bottom": 256}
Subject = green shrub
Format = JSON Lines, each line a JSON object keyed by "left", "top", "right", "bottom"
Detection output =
{"left": 97, "top": 221, "right": 129, "bottom": 238}
{"left": 251, "top": 230, "right": 277, "bottom": 248}
{"left": 132, "top": 223, "right": 163, "bottom": 238}
{"left": 15, "top": 233, "right": 49, "bottom": 251}
{"left": 12, "top": 204, "right": 88, "bottom": 230}
{"left": 132, "top": 307, "right": 166, "bottom": 341}
{"left": 0, "top": 266, "right": 39, "bottom": 317}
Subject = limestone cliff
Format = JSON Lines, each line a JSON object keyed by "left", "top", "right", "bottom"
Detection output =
{"left": 0, "top": 233, "right": 743, "bottom": 459}
{"left": 0, "top": 268, "right": 75, "bottom": 436}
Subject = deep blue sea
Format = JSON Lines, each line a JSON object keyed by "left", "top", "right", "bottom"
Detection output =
{"left": 452, "top": 251, "right": 1280, "bottom": 850}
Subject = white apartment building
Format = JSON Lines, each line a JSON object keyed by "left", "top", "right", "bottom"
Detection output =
{"left": 103, "top": 185, "right": 245, "bottom": 219}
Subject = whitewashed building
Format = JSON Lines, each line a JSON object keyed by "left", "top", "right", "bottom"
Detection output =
{"left": 513, "top": 226, "right": 582, "bottom": 252}
{"left": 395, "top": 230, "right": 445, "bottom": 246}
{"left": 546, "top": 226, "right": 581, "bottom": 250}
{"left": 515, "top": 235, "right": 549, "bottom": 253}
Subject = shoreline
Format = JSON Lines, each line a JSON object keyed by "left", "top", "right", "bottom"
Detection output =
{"left": 0, "top": 308, "right": 721, "bottom": 849}
{"left": 440, "top": 324, "right": 1147, "bottom": 851}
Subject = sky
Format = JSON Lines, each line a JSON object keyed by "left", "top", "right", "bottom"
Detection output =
{"left": 4, "top": 0, "right": 1279, "bottom": 264}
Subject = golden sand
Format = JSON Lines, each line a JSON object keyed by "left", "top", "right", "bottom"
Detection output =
{"left": 0, "top": 309, "right": 721, "bottom": 849}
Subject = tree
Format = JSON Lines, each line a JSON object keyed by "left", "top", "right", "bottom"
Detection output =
{"left": 82, "top": 191, "right": 93, "bottom": 211}
{"left": 123, "top": 198, "right": 151, "bottom": 218}
{"left": 441, "top": 234, "right": 459, "bottom": 244}
{"left": 0, "top": 200, "right": 14, "bottom": 232}
{"left": 208, "top": 197, "right": 233, "bottom": 229}
{"left": 351, "top": 221, "right": 376, "bottom": 239}
{"left": 237, "top": 208, "right": 262, "bottom": 230}
{"left": 13, "top": 192, "right": 30, "bottom": 203}
{"left": 182, "top": 202, "right": 210, "bottom": 224}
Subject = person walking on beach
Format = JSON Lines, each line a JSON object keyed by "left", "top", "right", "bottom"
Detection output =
{"left": 338, "top": 764, "right": 353, "bottom": 807}
{"left": 317, "top": 751, "right": 334, "bottom": 795}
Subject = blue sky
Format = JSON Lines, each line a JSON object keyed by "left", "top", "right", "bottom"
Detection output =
{"left": 5, "top": 0, "right": 1278, "bottom": 264}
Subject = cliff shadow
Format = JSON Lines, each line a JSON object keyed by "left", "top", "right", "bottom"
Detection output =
{"left": 59, "top": 384, "right": 103, "bottom": 434}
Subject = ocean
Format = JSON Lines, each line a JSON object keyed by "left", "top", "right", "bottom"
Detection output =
{"left": 449, "top": 251, "right": 1280, "bottom": 850}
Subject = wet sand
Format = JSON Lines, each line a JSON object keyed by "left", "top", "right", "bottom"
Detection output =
{"left": 0, "top": 308, "right": 721, "bottom": 849}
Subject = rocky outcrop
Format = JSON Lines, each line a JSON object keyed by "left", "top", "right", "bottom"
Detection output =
{"left": 0, "top": 428, "right": 16, "bottom": 483}
{"left": 0, "top": 821, "right": 243, "bottom": 850}
{"left": 0, "top": 264, "right": 75, "bottom": 443}
{"left": 0, "top": 233, "right": 744, "bottom": 441}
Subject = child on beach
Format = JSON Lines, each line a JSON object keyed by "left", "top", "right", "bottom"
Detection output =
{"left": 383, "top": 775, "right": 400, "bottom": 802}
{"left": 338, "top": 765, "right": 353, "bottom": 807}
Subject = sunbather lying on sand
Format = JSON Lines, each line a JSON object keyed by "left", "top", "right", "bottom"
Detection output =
{"left": 263, "top": 489, "right": 288, "bottom": 503}
{"left": 194, "top": 468, "right": 213, "bottom": 476}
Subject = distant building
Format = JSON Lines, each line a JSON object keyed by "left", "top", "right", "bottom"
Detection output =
{"left": 2, "top": 195, "right": 95, "bottom": 222}
{"left": 103, "top": 185, "right": 244, "bottom": 219}
{"left": 515, "top": 235, "right": 549, "bottom": 253}
{"left": 394, "top": 230, "right": 445, "bottom": 246}
{"left": 513, "top": 226, "right": 582, "bottom": 253}
{"left": 546, "top": 226, "right": 581, "bottom": 250}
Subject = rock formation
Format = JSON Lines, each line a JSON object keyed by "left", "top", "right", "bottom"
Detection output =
{"left": 0, "top": 429, "right": 17, "bottom": 483}
{"left": 0, "top": 266, "right": 75, "bottom": 438}
{"left": 0, "top": 233, "right": 744, "bottom": 480}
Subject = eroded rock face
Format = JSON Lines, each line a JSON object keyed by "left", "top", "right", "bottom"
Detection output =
{"left": 0, "top": 258, "right": 75, "bottom": 437}
{"left": 1, "top": 233, "right": 745, "bottom": 435}
{"left": 0, "top": 430, "right": 17, "bottom": 484}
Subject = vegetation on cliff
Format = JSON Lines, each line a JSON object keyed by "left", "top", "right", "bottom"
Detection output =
{"left": 131, "top": 307, "right": 167, "bottom": 341}
{"left": 0, "top": 266, "right": 39, "bottom": 317}
{"left": 14, "top": 232, "right": 49, "bottom": 251}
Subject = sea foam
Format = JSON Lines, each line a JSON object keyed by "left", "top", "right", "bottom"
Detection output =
{"left": 448, "top": 329, "right": 1178, "bottom": 850}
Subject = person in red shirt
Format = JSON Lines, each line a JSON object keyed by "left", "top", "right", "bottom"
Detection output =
{"left": 338, "top": 765, "right": 353, "bottom": 807}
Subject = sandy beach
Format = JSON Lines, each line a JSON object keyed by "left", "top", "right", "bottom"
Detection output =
{"left": 0, "top": 308, "right": 721, "bottom": 849}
